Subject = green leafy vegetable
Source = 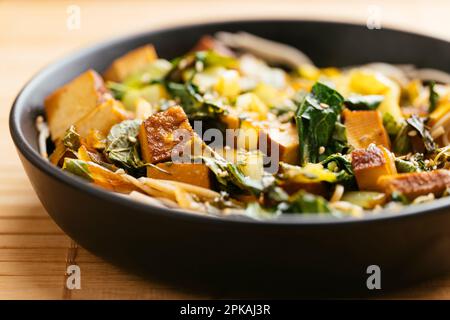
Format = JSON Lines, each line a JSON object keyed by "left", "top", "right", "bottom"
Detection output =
{"left": 406, "top": 115, "right": 436, "bottom": 153}
{"left": 428, "top": 81, "right": 439, "bottom": 113}
{"left": 395, "top": 158, "right": 420, "bottom": 173}
{"left": 393, "top": 124, "right": 412, "bottom": 155}
{"left": 280, "top": 190, "right": 331, "bottom": 214}
{"left": 391, "top": 191, "right": 410, "bottom": 204}
{"left": 200, "top": 154, "right": 263, "bottom": 194}
{"left": 105, "top": 120, "right": 146, "bottom": 174}
{"left": 164, "top": 50, "right": 237, "bottom": 120}
{"left": 244, "top": 202, "right": 279, "bottom": 220}
{"left": 383, "top": 113, "right": 411, "bottom": 155}
{"left": 166, "top": 81, "right": 226, "bottom": 120}
{"left": 107, "top": 82, "right": 130, "bottom": 101}
{"left": 62, "top": 158, "right": 92, "bottom": 181}
{"left": 166, "top": 50, "right": 237, "bottom": 83}
{"left": 383, "top": 112, "right": 402, "bottom": 136}
{"left": 195, "top": 50, "right": 238, "bottom": 69}
{"left": 107, "top": 81, "right": 166, "bottom": 110}
{"left": 344, "top": 95, "right": 384, "bottom": 110}
{"left": 123, "top": 59, "right": 172, "bottom": 88}
{"left": 321, "top": 153, "right": 354, "bottom": 183}
{"left": 63, "top": 125, "right": 81, "bottom": 152}
{"left": 295, "top": 82, "right": 345, "bottom": 164}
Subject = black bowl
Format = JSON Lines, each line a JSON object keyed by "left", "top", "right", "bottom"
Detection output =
{"left": 9, "top": 20, "right": 450, "bottom": 297}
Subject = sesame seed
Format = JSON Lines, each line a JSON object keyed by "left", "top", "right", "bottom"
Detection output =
{"left": 408, "top": 130, "right": 417, "bottom": 137}
{"left": 319, "top": 146, "right": 326, "bottom": 154}
{"left": 320, "top": 103, "right": 329, "bottom": 109}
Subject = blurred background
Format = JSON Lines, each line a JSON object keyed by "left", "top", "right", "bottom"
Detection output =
{"left": 0, "top": 0, "right": 449, "bottom": 299}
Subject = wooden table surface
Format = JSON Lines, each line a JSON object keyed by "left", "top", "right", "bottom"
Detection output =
{"left": 1, "top": 0, "right": 449, "bottom": 299}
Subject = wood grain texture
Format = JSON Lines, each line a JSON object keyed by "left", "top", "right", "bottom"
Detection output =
{"left": 0, "top": 0, "right": 449, "bottom": 299}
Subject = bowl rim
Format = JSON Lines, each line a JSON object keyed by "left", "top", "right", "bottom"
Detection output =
{"left": 9, "top": 18, "right": 450, "bottom": 226}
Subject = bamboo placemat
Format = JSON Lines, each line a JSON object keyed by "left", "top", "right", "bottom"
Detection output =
{"left": 1, "top": 0, "right": 449, "bottom": 299}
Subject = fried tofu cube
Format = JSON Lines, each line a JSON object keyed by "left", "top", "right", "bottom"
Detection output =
{"left": 263, "top": 122, "right": 299, "bottom": 165}
{"left": 74, "top": 99, "right": 129, "bottom": 138}
{"left": 343, "top": 109, "right": 390, "bottom": 149}
{"left": 351, "top": 145, "right": 397, "bottom": 191}
{"left": 236, "top": 119, "right": 299, "bottom": 164}
{"left": 139, "top": 106, "right": 194, "bottom": 164}
{"left": 147, "top": 162, "right": 212, "bottom": 189}
{"left": 378, "top": 170, "right": 450, "bottom": 200}
{"left": 103, "top": 45, "right": 157, "bottom": 82}
{"left": 44, "top": 70, "right": 106, "bottom": 141}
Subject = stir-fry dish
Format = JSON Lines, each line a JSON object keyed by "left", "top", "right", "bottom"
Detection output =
{"left": 37, "top": 32, "right": 450, "bottom": 219}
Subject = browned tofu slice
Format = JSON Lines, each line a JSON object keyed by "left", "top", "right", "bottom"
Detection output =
{"left": 351, "top": 145, "right": 397, "bottom": 191}
{"left": 44, "top": 70, "right": 106, "bottom": 141}
{"left": 263, "top": 122, "right": 299, "bottom": 165}
{"left": 103, "top": 45, "right": 157, "bottom": 82}
{"left": 236, "top": 120, "right": 299, "bottom": 164}
{"left": 139, "top": 106, "right": 194, "bottom": 164}
{"left": 378, "top": 170, "right": 450, "bottom": 200}
{"left": 74, "top": 99, "right": 129, "bottom": 138}
{"left": 147, "top": 162, "right": 212, "bottom": 189}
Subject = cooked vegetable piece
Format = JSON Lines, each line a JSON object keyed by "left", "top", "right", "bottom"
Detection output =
{"left": 347, "top": 70, "right": 403, "bottom": 121}
{"left": 343, "top": 109, "right": 390, "bottom": 149}
{"left": 429, "top": 100, "right": 450, "bottom": 126}
{"left": 405, "top": 115, "right": 436, "bottom": 153}
{"left": 320, "top": 153, "right": 355, "bottom": 183}
{"left": 200, "top": 152, "right": 264, "bottom": 195}
{"left": 139, "top": 106, "right": 194, "bottom": 164}
{"left": 215, "top": 70, "right": 241, "bottom": 99}
{"left": 62, "top": 158, "right": 138, "bottom": 193}
{"left": 351, "top": 144, "right": 397, "bottom": 191}
{"left": 237, "top": 151, "right": 265, "bottom": 181}
{"left": 74, "top": 99, "right": 129, "bottom": 138}
{"left": 49, "top": 126, "right": 80, "bottom": 166}
{"left": 49, "top": 141, "right": 75, "bottom": 166}
{"left": 121, "top": 84, "right": 168, "bottom": 110}
{"left": 341, "top": 191, "right": 386, "bottom": 209}
{"left": 378, "top": 170, "right": 450, "bottom": 200}
{"left": 147, "top": 162, "right": 212, "bottom": 189}
{"left": 105, "top": 119, "right": 145, "bottom": 173}
{"left": 295, "top": 82, "right": 345, "bottom": 164}
{"left": 166, "top": 82, "right": 226, "bottom": 120}
{"left": 44, "top": 70, "right": 106, "bottom": 141}
{"left": 277, "top": 163, "right": 335, "bottom": 196}
{"left": 384, "top": 113, "right": 412, "bottom": 155}
{"left": 281, "top": 190, "right": 331, "bottom": 213}
{"left": 104, "top": 45, "right": 157, "bottom": 82}
{"left": 134, "top": 98, "right": 154, "bottom": 120}
{"left": 428, "top": 81, "right": 439, "bottom": 113}
{"left": 235, "top": 93, "right": 267, "bottom": 120}
{"left": 395, "top": 158, "right": 420, "bottom": 173}
{"left": 344, "top": 95, "right": 384, "bottom": 110}
{"left": 236, "top": 119, "right": 260, "bottom": 150}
